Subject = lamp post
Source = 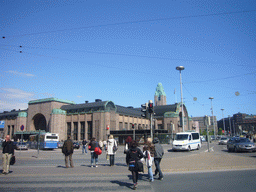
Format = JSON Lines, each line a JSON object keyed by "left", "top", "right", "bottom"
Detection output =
{"left": 221, "top": 109, "right": 226, "bottom": 135}
{"left": 209, "top": 97, "right": 216, "bottom": 139}
{"left": 176, "top": 66, "right": 185, "bottom": 132}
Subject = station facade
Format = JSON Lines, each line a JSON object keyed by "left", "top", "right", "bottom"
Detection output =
{"left": 0, "top": 83, "right": 195, "bottom": 143}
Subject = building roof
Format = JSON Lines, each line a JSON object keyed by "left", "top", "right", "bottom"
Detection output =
{"left": 116, "top": 105, "right": 142, "bottom": 117}
{"left": 154, "top": 104, "right": 178, "bottom": 118}
{"left": 0, "top": 110, "right": 27, "bottom": 120}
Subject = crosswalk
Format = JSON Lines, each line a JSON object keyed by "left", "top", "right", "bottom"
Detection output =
{"left": 0, "top": 173, "right": 154, "bottom": 192}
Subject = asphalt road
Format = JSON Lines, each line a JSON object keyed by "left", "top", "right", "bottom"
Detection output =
{"left": 1, "top": 142, "right": 256, "bottom": 191}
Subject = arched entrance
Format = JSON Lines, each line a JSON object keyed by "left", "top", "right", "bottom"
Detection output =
{"left": 33, "top": 114, "right": 47, "bottom": 131}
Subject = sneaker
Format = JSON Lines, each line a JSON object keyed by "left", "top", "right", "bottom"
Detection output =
{"left": 158, "top": 177, "right": 163, "bottom": 180}
{"left": 91, "top": 165, "right": 93, "bottom": 168}
{"left": 133, "top": 183, "right": 137, "bottom": 190}
{"left": 95, "top": 165, "right": 98, "bottom": 167}
{"left": 65, "top": 166, "right": 69, "bottom": 168}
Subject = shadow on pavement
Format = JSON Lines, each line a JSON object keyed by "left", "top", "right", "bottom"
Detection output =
{"left": 110, "top": 180, "right": 133, "bottom": 190}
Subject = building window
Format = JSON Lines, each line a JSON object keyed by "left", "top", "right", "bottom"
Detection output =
{"left": 7, "top": 125, "right": 10, "bottom": 135}
{"left": 12, "top": 125, "right": 14, "bottom": 138}
{"left": 73, "top": 122, "right": 78, "bottom": 141}
{"left": 80, "top": 122, "right": 85, "bottom": 140}
{"left": 125, "top": 123, "right": 128, "bottom": 130}
{"left": 67, "top": 122, "right": 71, "bottom": 138}
{"left": 119, "top": 122, "right": 123, "bottom": 130}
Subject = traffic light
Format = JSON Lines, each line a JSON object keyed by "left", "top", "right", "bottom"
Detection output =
{"left": 148, "top": 102, "right": 154, "bottom": 114}
{"left": 132, "top": 124, "right": 134, "bottom": 129}
{"left": 141, "top": 103, "right": 148, "bottom": 119}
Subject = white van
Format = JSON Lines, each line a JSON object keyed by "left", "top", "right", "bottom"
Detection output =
{"left": 172, "top": 132, "right": 201, "bottom": 151}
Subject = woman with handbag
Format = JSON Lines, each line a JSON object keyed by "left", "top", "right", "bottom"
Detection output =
{"left": 107, "top": 135, "right": 118, "bottom": 166}
{"left": 88, "top": 137, "right": 100, "bottom": 168}
{"left": 126, "top": 140, "right": 145, "bottom": 190}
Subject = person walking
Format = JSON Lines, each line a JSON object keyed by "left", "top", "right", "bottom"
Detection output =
{"left": 2, "top": 135, "right": 15, "bottom": 174}
{"left": 126, "top": 140, "right": 145, "bottom": 190}
{"left": 107, "top": 135, "right": 118, "bottom": 166}
{"left": 124, "top": 136, "right": 132, "bottom": 154}
{"left": 153, "top": 138, "right": 164, "bottom": 180}
{"left": 88, "top": 137, "right": 99, "bottom": 167}
{"left": 62, "top": 135, "right": 74, "bottom": 168}
{"left": 143, "top": 138, "right": 155, "bottom": 182}
{"left": 82, "top": 139, "right": 88, "bottom": 154}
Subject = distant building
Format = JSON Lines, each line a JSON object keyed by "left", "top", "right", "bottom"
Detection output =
{"left": 218, "top": 113, "right": 256, "bottom": 136}
{"left": 0, "top": 83, "right": 194, "bottom": 143}
{"left": 192, "top": 116, "right": 217, "bottom": 135}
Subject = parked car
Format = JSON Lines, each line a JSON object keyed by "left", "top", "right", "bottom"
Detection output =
{"left": 57, "top": 141, "right": 64, "bottom": 148}
{"left": 73, "top": 142, "right": 80, "bottom": 149}
{"left": 218, "top": 137, "right": 229, "bottom": 145}
{"left": 16, "top": 142, "right": 29, "bottom": 150}
{"left": 227, "top": 137, "right": 255, "bottom": 152}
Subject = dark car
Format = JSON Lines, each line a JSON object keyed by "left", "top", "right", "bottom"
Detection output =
{"left": 227, "top": 137, "right": 255, "bottom": 152}
{"left": 73, "top": 142, "right": 80, "bottom": 149}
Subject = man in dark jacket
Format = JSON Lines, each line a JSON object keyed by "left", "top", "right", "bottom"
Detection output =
{"left": 62, "top": 135, "right": 74, "bottom": 168}
{"left": 153, "top": 138, "right": 164, "bottom": 180}
{"left": 2, "top": 135, "right": 15, "bottom": 174}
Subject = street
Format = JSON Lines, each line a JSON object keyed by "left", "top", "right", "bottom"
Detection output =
{"left": 1, "top": 142, "right": 256, "bottom": 191}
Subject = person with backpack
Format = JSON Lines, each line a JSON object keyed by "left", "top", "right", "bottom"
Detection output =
{"left": 62, "top": 135, "right": 74, "bottom": 168}
{"left": 126, "top": 140, "right": 145, "bottom": 190}
{"left": 107, "top": 135, "right": 118, "bottom": 166}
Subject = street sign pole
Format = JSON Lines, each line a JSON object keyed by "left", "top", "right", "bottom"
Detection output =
{"left": 37, "top": 129, "right": 41, "bottom": 158}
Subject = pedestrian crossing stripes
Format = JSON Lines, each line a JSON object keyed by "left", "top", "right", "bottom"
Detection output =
{"left": 0, "top": 173, "right": 153, "bottom": 191}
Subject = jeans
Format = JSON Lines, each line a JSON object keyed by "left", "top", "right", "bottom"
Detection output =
{"left": 109, "top": 155, "right": 115, "bottom": 166}
{"left": 148, "top": 166, "right": 154, "bottom": 181}
{"left": 154, "top": 158, "right": 163, "bottom": 178}
{"left": 91, "top": 152, "right": 98, "bottom": 165}
{"left": 2, "top": 153, "right": 12, "bottom": 173}
{"left": 82, "top": 145, "right": 87, "bottom": 153}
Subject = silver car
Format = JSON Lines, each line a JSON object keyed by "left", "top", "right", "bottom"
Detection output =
{"left": 218, "top": 137, "right": 229, "bottom": 145}
{"left": 227, "top": 138, "right": 255, "bottom": 152}
{"left": 16, "top": 142, "right": 29, "bottom": 150}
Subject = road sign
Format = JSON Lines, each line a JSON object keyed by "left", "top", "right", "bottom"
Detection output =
{"left": 20, "top": 125, "right": 24, "bottom": 131}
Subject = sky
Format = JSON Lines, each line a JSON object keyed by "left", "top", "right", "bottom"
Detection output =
{"left": 0, "top": 0, "right": 255, "bottom": 120}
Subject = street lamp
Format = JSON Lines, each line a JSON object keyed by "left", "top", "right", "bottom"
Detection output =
{"left": 176, "top": 66, "right": 185, "bottom": 132}
{"left": 221, "top": 109, "right": 226, "bottom": 135}
{"left": 209, "top": 97, "right": 216, "bottom": 139}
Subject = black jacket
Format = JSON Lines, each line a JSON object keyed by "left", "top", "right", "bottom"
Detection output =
{"left": 2, "top": 141, "right": 14, "bottom": 155}
{"left": 126, "top": 147, "right": 144, "bottom": 165}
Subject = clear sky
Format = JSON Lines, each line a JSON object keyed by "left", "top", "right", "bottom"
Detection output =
{"left": 0, "top": 0, "right": 255, "bottom": 120}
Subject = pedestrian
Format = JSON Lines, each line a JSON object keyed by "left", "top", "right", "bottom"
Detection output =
{"left": 99, "top": 140, "right": 103, "bottom": 149}
{"left": 82, "top": 139, "right": 88, "bottom": 154}
{"left": 126, "top": 140, "right": 145, "bottom": 190}
{"left": 124, "top": 136, "right": 132, "bottom": 154}
{"left": 107, "top": 135, "right": 118, "bottom": 166}
{"left": 2, "top": 135, "right": 15, "bottom": 174}
{"left": 153, "top": 137, "right": 164, "bottom": 180}
{"left": 143, "top": 138, "right": 155, "bottom": 182}
{"left": 88, "top": 137, "right": 100, "bottom": 167}
{"left": 62, "top": 135, "right": 74, "bottom": 168}
{"left": 103, "top": 140, "right": 107, "bottom": 151}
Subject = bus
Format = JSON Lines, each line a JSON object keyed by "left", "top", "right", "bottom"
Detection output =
{"left": 29, "top": 133, "right": 59, "bottom": 149}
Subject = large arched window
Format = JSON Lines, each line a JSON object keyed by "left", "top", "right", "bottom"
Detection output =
{"left": 33, "top": 114, "right": 47, "bottom": 131}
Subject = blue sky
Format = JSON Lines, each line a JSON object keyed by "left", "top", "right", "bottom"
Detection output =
{"left": 0, "top": 0, "right": 255, "bottom": 120}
